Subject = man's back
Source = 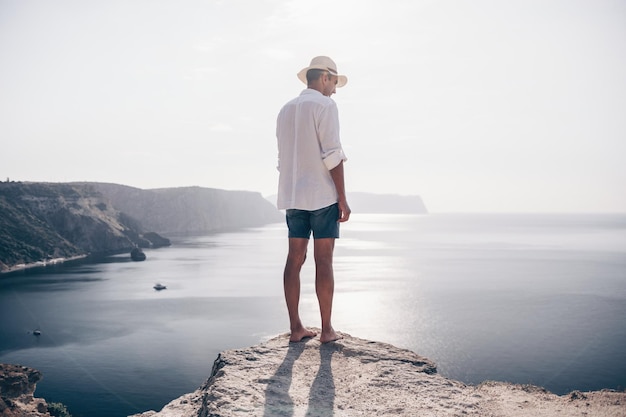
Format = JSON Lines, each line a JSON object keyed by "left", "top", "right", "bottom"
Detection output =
{"left": 276, "top": 88, "right": 346, "bottom": 211}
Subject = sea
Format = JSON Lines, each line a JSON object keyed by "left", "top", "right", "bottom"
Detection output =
{"left": 1, "top": 213, "right": 625, "bottom": 417}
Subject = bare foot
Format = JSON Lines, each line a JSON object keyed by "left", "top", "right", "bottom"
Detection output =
{"left": 320, "top": 328, "right": 342, "bottom": 344}
{"left": 289, "top": 327, "right": 317, "bottom": 342}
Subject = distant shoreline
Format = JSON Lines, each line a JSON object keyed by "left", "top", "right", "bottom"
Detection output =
{"left": 0, "top": 255, "right": 88, "bottom": 276}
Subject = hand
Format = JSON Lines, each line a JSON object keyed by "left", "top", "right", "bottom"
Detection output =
{"left": 338, "top": 199, "right": 351, "bottom": 222}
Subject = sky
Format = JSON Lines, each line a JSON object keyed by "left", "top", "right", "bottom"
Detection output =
{"left": 1, "top": 0, "right": 625, "bottom": 213}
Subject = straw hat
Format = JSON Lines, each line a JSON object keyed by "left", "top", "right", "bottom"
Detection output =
{"left": 297, "top": 56, "right": 348, "bottom": 88}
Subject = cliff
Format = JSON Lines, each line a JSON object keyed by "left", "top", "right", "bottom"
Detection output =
{"left": 129, "top": 332, "right": 625, "bottom": 417}
{"left": 0, "top": 364, "right": 50, "bottom": 417}
{"left": 2, "top": 334, "right": 624, "bottom": 416}
{"left": 0, "top": 182, "right": 282, "bottom": 273}
{"left": 83, "top": 183, "right": 283, "bottom": 235}
{"left": 0, "top": 182, "right": 150, "bottom": 273}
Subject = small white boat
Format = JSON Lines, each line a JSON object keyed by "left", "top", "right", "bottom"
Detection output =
{"left": 33, "top": 329, "right": 41, "bottom": 336}
{"left": 153, "top": 283, "right": 167, "bottom": 291}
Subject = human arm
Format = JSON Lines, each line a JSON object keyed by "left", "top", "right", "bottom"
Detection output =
{"left": 318, "top": 100, "right": 350, "bottom": 221}
{"left": 330, "top": 161, "right": 351, "bottom": 222}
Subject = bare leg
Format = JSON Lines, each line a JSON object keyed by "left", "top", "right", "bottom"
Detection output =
{"left": 284, "top": 238, "right": 317, "bottom": 342}
{"left": 314, "top": 238, "right": 342, "bottom": 343}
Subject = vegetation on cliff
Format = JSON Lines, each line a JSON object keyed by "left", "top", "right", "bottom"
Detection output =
{"left": 0, "top": 182, "right": 142, "bottom": 272}
{"left": 0, "top": 182, "right": 282, "bottom": 273}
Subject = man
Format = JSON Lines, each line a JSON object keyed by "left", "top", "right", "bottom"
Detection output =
{"left": 276, "top": 56, "right": 351, "bottom": 343}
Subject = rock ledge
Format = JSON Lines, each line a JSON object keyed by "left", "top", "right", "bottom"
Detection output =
{"left": 0, "top": 364, "right": 50, "bottom": 417}
{"left": 131, "top": 331, "right": 626, "bottom": 417}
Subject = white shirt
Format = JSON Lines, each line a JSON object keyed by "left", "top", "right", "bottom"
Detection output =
{"left": 276, "top": 89, "right": 347, "bottom": 210}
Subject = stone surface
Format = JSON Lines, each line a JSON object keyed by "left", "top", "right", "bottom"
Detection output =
{"left": 131, "top": 331, "right": 626, "bottom": 417}
{"left": 0, "top": 364, "right": 50, "bottom": 417}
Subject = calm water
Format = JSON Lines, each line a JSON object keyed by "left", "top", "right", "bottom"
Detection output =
{"left": 1, "top": 213, "right": 625, "bottom": 417}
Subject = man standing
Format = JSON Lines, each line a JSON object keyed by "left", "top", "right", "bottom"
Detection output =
{"left": 276, "top": 56, "right": 351, "bottom": 343}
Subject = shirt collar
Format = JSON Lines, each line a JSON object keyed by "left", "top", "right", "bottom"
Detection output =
{"left": 300, "top": 88, "right": 324, "bottom": 97}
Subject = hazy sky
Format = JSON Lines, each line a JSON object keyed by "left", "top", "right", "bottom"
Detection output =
{"left": 1, "top": 0, "right": 625, "bottom": 212}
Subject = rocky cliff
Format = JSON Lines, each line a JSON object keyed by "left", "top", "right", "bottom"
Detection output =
{"left": 2, "top": 334, "right": 624, "bottom": 417}
{"left": 0, "top": 182, "right": 282, "bottom": 273}
{"left": 83, "top": 183, "right": 283, "bottom": 235}
{"left": 0, "top": 182, "right": 151, "bottom": 273}
{"left": 129, "top": 332, "right": 625, "bottom": 417}
{"left": 0, "top": 364, "right": 50, "bottom": 417}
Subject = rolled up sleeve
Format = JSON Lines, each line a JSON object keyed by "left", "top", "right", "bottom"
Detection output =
{"left": 322, "top": 148, "right": 347, "bottom": 170}
{"left": 319, "top": 102, "right": 347, "bottom": 171}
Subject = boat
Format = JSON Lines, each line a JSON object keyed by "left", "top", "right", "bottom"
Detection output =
{"left": 33, "top": 329, "right": 41, "bottom": 336}
{"left": 153, "top": 283, "right": 167, "bottom": 291}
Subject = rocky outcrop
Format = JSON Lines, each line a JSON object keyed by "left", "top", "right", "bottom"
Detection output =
{"left": 130, "top": 332, "right": 626, "bottom": 417}
{"left": 0, "top": 182, "right": 144, "bottom": 272}
{"left": 0, "top": 182, "right": 282, "bottom": 273}
{"left": 140, "top": 232, "right": 171, "bottom": 248}
{"left": 2, "top": 334, "right": 624, "bottom": 416}
{"left": 130, "top": 247, "right": 147, "bottom": 261}
{"left": 0, "top": 364, "right": 50, "bottom": 417}
{"left": 84, "top": 183, "right": 283, "bottom": 235}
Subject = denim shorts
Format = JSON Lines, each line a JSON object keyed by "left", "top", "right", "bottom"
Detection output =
{"left": 286, "top": 203, "right": 340, "bottom": 239}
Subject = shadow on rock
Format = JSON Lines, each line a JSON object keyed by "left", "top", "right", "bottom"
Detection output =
{"left": 263, "top": 340, "right": 307, "bottom": 417}
{"left": 305, "top": 342, "right": 338, "bottom": 417}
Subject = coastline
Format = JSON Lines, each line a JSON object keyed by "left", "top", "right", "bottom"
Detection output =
{"left": 1, "top": 213, "right": 624, "bottom": 416}
{"left": 0, "top": 255, "right": 88, "bottom": 275}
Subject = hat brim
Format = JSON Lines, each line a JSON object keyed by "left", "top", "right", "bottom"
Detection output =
{"left": 297, "top": 65, "right": 348, "bottom": 88}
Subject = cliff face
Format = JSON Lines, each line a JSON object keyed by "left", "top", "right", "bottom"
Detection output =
{"left": 0, "top": 364, "right": 50, "bottom": 417}
{"left": 0, "top": 182, "right": 283, "bottom": 273}
{"left": 84, "top": 183, "right": 283, "bottom": 235}
{"left": 130, "top": 332, "right": 626, "bottom": 417}
{"left": 0, "top": 182, "right": 143, "bottom": 272}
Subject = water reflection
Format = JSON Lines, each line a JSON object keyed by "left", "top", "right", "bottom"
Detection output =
{"left": 0, "top": 214, "right": 624, "bottom": 417}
